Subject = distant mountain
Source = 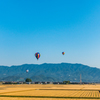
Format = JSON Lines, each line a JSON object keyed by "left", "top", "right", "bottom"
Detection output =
{"left": 0, "top": 63, "right": 100, "bottom": 82}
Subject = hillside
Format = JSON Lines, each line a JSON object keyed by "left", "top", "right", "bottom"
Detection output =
{"left": 0, "top": 63, "right": 100, "bottom": 82}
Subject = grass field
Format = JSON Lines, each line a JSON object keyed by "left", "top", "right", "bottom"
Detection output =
{"left": 0, "top": 84, "right": 100, "bottom": 100}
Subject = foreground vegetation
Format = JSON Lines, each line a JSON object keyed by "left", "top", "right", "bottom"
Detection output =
{"left": 0, "top": 84, "right": 100, "bottom": 99}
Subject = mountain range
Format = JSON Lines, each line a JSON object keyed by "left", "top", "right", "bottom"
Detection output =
{"left": 0, "top": 63, "right": 100, "bottom": 82}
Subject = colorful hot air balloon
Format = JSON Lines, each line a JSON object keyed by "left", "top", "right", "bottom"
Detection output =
{"left": 35, "top": 52, "right": 40, "bottom": 60}
{"left": 62, "top": 52, "right": 65, "bottom": 55}
{"left": 26, "top": 69, "right": 29, "bottom": 73}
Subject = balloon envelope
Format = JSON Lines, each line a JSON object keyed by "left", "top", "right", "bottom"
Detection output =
{"left": 26, "top": 69, "right": 29, "bottom": 73}
{"left": 35, "top": 52, "right": 40, "bottom": 60}
{"left": 62, "top": 52, "right": 65, "bottom": 55}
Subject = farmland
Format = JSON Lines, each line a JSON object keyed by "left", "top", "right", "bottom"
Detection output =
{"left": 0, "top": 84, "right": 100, "bottom": 100}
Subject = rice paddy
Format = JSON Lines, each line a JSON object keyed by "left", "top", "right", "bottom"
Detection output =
{"left": 0, "top": 84, "right": 100, "bottom": 100}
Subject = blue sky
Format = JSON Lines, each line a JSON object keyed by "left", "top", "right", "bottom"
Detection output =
{"left": 0, "top": 0, "right": 100, "bottom": 68}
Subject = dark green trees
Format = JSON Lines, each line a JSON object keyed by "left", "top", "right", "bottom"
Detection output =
{"left": 25, "top": 78, "right": 32, "bottom": 82}
{"left": 63, "top": 81, "right": 70, "bottom": 84}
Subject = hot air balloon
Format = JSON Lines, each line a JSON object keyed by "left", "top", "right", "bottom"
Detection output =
{"left": 35, "top": 52, "right": 40, "bottom": 60}
{"left": 26, "top": 69, "right": 29, "bottom": 73}
{"left": 62, "top": 52, "right": 65, "bottom": 55}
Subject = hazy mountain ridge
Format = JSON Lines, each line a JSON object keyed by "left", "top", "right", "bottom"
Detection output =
{"left": 0, "top": 63, "right": 100, "bottom": 82}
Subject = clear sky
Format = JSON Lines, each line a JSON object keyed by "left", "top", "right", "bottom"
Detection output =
{"left": 0, "top": 0, "right": 100, "bottom": 68}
